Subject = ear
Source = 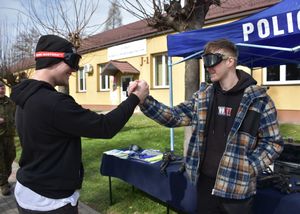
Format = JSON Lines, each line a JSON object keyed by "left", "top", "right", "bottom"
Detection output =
{"left": 227, "top": 57, "right": 236, "bottom": 67}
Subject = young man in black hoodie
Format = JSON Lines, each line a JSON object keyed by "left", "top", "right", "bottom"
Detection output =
{"left": 10, "top": 35, "right": 149, "bottom": 213}
{"left": 129, "top": 39, "right": 283, "bottom": 214}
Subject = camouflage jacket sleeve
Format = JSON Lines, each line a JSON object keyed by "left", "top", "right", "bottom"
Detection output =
{"left": 0, "top": 97, "right": 16, "bottom": 136}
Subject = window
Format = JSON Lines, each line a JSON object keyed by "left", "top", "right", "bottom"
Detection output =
{"left": 266, "top": 65, "right": 280, "bottom": 81}
{"left": 77, "top": 67, "right": 86, "bottom": 92}
{"left": 153, "top": 54, "right": 169, "bottom": 88}
{"left": 286, "top": 64, "right": 300, "bottom": 81}
{"left": 99, "top": 64, "right": 110, "bottom": 91}
{"left": 263, "top": 63, "right": 300, "bottom": 85}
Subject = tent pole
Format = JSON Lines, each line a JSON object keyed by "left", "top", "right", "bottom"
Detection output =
{"left": 236, "top": 43, "right": 297, "bottom": 52}
{"left": 250, "top": 57, "right": 254, "bottom": 76}
{"left": 172, "top": 50, "right": 204, "bottom": 66}
{"left": 168, "top": 56, "right": 174, "bottom": 152}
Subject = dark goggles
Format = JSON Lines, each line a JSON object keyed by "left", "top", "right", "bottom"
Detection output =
{"left": 201, "top": 53, "right": 227, "bottom": 68}
{"left": 35, "top": 51, "right": 81, "bottom": 71}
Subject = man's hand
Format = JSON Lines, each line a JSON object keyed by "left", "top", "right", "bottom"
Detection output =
{"left": 0, "top": 117, "right": 4, "bottom": 124}
{"left": 128, "top": 80, "right": 149, "bottom": 104}
{"left": 127, "top": 81, "right": 138, "bottom": 96}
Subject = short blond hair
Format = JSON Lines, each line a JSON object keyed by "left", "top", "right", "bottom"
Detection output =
{"left": 204, "top": 39, "right": 238, "bottom": 57}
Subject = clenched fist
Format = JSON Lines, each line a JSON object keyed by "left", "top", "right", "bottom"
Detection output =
{"left": 127, "top": 80, "right": 149, "bottom": 104}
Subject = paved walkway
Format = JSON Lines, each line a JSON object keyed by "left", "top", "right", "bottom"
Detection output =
{"left": 0, "top": 162, "right": 100, "bottom": 214}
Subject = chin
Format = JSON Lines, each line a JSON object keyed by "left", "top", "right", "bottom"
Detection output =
{"left": 57, "top": 82, "right": 69, "bottom": 87}
{"left": 209, "top": 77, "right": 217, "bottom": 82}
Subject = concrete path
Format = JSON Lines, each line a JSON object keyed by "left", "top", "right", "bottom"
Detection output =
{"left": 0, "top": 162, "right": 100, "bottom": 214}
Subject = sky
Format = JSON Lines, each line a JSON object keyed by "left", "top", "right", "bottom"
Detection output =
{"left": 0, "top": 0, "right": 139, "bottom": 37}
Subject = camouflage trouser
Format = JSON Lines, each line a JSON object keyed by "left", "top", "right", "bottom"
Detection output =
{"left": 0, "top": 136, "right": 16, "bottom": 186}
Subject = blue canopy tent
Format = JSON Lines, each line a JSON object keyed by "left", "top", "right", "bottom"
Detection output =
{"left": 166, "top": 0, "right": 300, "bottom": 151}
{"left": 167, "top": 0, "right": 300, "bottom": 67}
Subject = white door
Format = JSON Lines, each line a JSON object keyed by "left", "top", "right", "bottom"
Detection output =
{"left": 120, "top": 76, "right": 133, "bottom": 102}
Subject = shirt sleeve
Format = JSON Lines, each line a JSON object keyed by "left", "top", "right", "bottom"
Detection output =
{"left": 248, "top": 96, "right": 284, "bottom": 176}
{"left": 139, "top": 93, "right": 198, "bottom": 128}
{"left": 52, "top": 94, "right": 140, "bottom": 138}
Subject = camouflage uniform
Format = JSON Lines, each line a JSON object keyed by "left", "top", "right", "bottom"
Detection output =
{"left": 0, "top": 95, "right": 16, "bottom": 187}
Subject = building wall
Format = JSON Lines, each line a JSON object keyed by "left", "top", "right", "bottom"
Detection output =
{"left": 264, "top": 86, "right": 300, "bottom": 124}
{"left": 9, "top": 35, "right": 299, "bottom": 124}
{"left": 147, "top": 34, "right": 185, "bottom": 106}
{"left": 69, "top": 34, "right": 186, "bottom": 111}
{"left": 69, "top": 34, "right": 300, "bottom": 124}
{"left": 12, "top": 8, "right": 298, "bottom": 124}
{"left": 252, "top": 68, "right": 300, "bottom": 123}
{"left": 69, "top": 49, "right": 112, "bottom": 107}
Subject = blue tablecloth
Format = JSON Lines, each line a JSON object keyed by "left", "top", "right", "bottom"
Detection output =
{"left": 100, "top": 154, "right": 300, "bottom": 214}
{"left": 253, "top": 186, "right": 300, "bottom": 214}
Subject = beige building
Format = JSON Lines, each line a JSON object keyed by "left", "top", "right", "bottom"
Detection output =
{"left": 11, "top": 0, "right": 300, "bottom": 124}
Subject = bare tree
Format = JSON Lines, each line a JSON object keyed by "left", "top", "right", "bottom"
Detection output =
{"left": 13, "top": 28, "right": 40, "bottom": 59}
{"left": 118, "top": 0, "right": 221, "bottom": 154}
{"left": 0, "top": 19, "right": 28, "bottom": 87}
{"left": 24, "top": 0, "right": 101, "bottom": 49}
{"left": 119, "top": 0, "right": 222, "bottom": 99}
{"left": 23, "top": 0, "right": 101, "bottom": 93}
{"left": 0, "top": 22, "right": 13, "bottom": 86}
{"left": 104, "top": 0, "right": 123, "bottom": 31}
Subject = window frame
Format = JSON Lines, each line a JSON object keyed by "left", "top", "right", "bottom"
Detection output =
{"left": 99, "top": 64, "right": 110, "bottom": 91}
{"left": 263, "top": 64, "right": 300, "bottom": 85}
{"left": 152, "top": 53, "right": 169, "bottom": 88}
{"left": 77, "top": 67, "right": 86, "bottom": 92}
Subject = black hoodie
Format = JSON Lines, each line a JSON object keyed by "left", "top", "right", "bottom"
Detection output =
{"left": 201, "top": 70, "right": 257, "bottom": 178}
{"left": 10, "top": 79, "right": 140, "bottom": 198}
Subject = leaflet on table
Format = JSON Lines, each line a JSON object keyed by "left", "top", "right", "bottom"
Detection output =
{"left": 103, "top": 149, "right": 132, "bottom": 159}
{"left": 138, "top": 153, "right": 163, "bottom": 163}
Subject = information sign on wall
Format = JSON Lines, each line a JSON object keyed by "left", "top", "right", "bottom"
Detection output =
{"left": 108, "top": 39, "right": 147, "bottom": 60}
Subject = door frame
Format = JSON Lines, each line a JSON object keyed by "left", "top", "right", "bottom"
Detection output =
{"left": 120, "top": 75, "right": 133, "bottom": 102}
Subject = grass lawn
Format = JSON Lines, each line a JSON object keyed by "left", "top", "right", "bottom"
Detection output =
{"left": 80, "top": 113, "right": 184, "bottom": 214}
{"left": 279, "top": 123, "right": 300, "bottom": 142}
{"left": 15, "top": 113, "right": 300, "bottom": 213}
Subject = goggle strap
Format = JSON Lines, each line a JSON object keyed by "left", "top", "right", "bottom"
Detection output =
{"left": 35, "top": 52, "right": 65, "bottom": 59}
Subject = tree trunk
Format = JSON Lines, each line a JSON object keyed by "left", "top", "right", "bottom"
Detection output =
{"left": 185, "top": 59, "right": 200, "bottom": 99}
{"left": 183, "top": 58, "right": 200, "bottom": 156}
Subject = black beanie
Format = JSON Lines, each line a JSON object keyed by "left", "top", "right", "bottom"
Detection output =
{"left": 35, "top": 35, "right": 76, "bottom": 70}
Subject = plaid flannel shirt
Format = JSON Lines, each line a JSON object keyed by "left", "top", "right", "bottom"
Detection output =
{"left": 140, "top": 83, "right": 283, "bottom": 199}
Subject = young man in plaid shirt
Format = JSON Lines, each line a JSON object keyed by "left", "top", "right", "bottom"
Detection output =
{"left": 128, "top": 39, "right": 283, "bottom": 214}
